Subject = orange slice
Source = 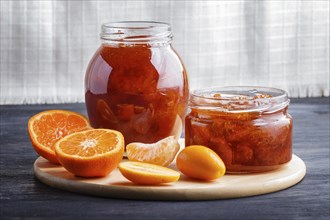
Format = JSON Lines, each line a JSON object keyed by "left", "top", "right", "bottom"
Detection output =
{"left": 126, "top": 136, "right": 180, "bottom": 167}
{"left": 118, "top": 161, "right": 180, "bottom": 185}
{"left": 176, "top": 145, "right": 226, "bottom": 181}
{"left": 28, "top": 110, "right": 91, "bottom": 163}
{"left": 54, "top": 129, "right": 124, "bottom": 177}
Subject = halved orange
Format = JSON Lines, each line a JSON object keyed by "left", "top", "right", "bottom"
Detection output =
{"left": 54, "top": 129, "right": 124, "bottom": 177}
{"left": 28, "top": 110, "right": 91, "bottom": 163}
{"left": 118, "top": 161, "right": 180, "bottom": 185}
{"left": 126, "top": 136, "right": 180, "bottom": 167}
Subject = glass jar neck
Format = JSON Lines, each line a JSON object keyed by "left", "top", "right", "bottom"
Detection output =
{"left": 100, "top": 21, "right": 173, "bottom": 47}
{"left": 190, "top": 86, "right": 290, "bottom": 114}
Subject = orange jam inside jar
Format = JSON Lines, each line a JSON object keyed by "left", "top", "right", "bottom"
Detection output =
{"left": 85, "top": 22, "right": 189, "bottom": 144}
{"left": 185, "top": 86, "right": 293, "bottom": 173}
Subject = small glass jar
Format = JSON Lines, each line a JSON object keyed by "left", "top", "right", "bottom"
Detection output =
{"left": 185, "top": 86, "right": 293, "bottom": 173}
{"left": 85, "top": 21, "right": 189, "bottom": 144}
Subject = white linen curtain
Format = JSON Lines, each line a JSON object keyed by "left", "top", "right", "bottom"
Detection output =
{"left": 0, "top": 0, "right": 329, "bottom": 104}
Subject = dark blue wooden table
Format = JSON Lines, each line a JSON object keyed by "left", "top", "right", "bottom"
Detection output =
{"left": 0, "top": 98, "right": 329, "bottom": 220}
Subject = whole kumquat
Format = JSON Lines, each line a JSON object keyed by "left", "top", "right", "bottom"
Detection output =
{"left": 176, "top": 145, "right": 226, "bottom": 181}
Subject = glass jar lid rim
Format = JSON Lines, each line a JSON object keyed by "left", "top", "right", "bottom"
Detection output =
{"left": 102, "top": 21, "right": 171, "bottom": 30}
{"left": 191, "top": 86, "right": 288, "bottom": 100}
{"left": 190, "top": 86, "right": 289, "bottom": 113}
{"left": 100, "top": 21, "right": 173, "bottom": 44}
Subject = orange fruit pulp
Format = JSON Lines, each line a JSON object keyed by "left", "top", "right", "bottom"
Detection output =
{"left": 118, "top": 161, "right": 180, "bottom": 185}
{"left": 28, "top": 110, "right": 91, "bottom": 163}
{"left": 126, "top": 136, "right": 180, "bottom": 167}
{"left": 176, "top": 145, "right": 226, "bottom": 181}
{"left": 54, "top": 129, "right": 125, "bottom": 177}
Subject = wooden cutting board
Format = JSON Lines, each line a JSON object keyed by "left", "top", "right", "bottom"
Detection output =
{"left": 34, "top": 140, "right": 306, "bottom": 200}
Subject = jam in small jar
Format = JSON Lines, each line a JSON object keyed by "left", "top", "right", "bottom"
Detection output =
{"left": 85, "top": 22, "right": 189, "bottom": 144}
{"left": 185, "top": 86, "right": 292, "bottom": 173}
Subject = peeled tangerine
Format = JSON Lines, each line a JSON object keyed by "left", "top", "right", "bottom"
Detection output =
{"left": 126, "top": 136, "right": 180, "bottom": 167}
{"left": 176, "top": 145, "right": 226, "bottom": 181}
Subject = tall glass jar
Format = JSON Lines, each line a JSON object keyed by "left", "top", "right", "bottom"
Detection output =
{"left": 85, "top": 21, "right": 189, "bottom": 144}
{"left": 185, "top": 86, "right": 293, "bottom": 173}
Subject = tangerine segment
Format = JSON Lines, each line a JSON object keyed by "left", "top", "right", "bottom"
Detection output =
{"left": 176, "top": 145, "right": 226, "bottom": 181}
{"left": 118, "top": 161, "right": 180, "bottom": 185}
{"left": 126, "top": 136, "right": 180, "bottom": 167}
{"left": 55, "top": 129, "right": 124, "bottom": 177}
{"left": 28, "top": 110, "right": 91, "bottom": 163}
